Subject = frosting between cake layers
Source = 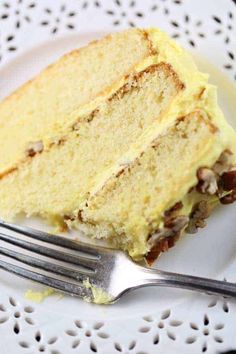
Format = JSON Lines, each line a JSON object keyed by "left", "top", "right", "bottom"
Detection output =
{"left": 0, "top": 28, "right": 235, "bottom": 261}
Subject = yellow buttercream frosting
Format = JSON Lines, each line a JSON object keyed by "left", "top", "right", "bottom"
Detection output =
{"left": 25, "top": 288, "right": 55, "bottom": 303}
{"left": 83, "top": 279, "right": 113, "bottom": 305}
{"left": 0, "top": 28, "right": 235, "bottom": 261}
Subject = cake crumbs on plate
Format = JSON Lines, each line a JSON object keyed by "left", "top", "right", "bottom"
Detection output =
{"left": 83, "top": 279, "right": 113, "bottom": 305}
{"left": 25, "top": 288, "right": 55, "bottom": 303}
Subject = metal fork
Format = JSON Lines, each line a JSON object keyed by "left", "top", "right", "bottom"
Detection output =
{"left": 0, "top": 220, "right": 236, "bottom": 304}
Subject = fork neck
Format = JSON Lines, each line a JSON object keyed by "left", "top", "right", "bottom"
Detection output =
{"left": 132, "top": 264, "right": 236, "bottom": 298}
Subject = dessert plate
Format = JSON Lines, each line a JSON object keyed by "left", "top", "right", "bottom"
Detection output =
{"left": 0, "top": 1, "right": 236, "bottom": 353}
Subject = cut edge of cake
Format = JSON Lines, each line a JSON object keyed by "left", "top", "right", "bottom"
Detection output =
{"left": 0, "top": 62, "right": 184, "bottom": 221}
{"left": 0, "top": 28, "right": 157, "bottom": 177}
{"left": 0, "top": 28, "right": 235, "bottom": 263}
{"left": 72, "top": 110, "right": 233, "bottom": 260}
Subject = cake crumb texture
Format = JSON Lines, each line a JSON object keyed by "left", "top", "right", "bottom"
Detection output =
{"left": 0, "top": 28, "right": 235, "bottom": 260}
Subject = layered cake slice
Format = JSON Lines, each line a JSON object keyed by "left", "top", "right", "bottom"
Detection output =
{"left": 0, "top": 28, "right": 235, "bottom": 262}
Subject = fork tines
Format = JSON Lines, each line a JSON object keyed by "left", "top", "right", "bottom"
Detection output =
{"left": 0, "top": 220, "right": 102, "bottom": 300}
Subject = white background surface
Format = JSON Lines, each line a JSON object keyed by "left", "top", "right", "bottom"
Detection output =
{"left": 0, "top": 1, "right": 236, "bottom": 353}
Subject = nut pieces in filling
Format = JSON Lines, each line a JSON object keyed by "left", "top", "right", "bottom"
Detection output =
{"left": 212, "top": 149, "right": 233, "bottom": 175}
{"left": 196, "top": 150, "right": 236, "bottom": 205}
{"left": 26, "top": 140, "right": 44, "bottom": 157}
{"left": 220, "top": 189, "right": 236, "bottom": 204}
{"left": 186, "top": 200, "right": 211, "bottom": 234}
{"left": 148, "top": 216, "right": 189, "bottom": 249}
{"left": 221, "top": 170, "right": 236, "bottom": 191}
{"left": 219, "top": 169, "right": 236, "bottom": 204}
{"left": 146, "top": 150, "right": 236, "bottom": 262}
{"left": 196, "top": 167, "right": 218, "bottom": 195}
{"left": 164, "top": 201, "right": 183, "bottom": 217}
{"left": 146, "top": 215, "right": 189, "bottom": 264}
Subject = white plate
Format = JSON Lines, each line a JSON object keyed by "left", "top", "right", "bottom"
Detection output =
{"left": 0, "top": 32, "right": 235, "bottom": 354}
{"left": 0, "top": 1, "right": 236, "bottom": 353}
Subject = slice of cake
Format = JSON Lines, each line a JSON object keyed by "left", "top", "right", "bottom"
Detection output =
{"left": 0, "top": 28, "right": 235, "bottom": 262}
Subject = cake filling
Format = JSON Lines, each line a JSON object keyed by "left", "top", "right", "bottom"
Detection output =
{"left": 0, "top": 29, "right": 155, "bottom": 177}
{"left": 74, "top": 111, "right": 224, "bottom": 259}
{"left": 0, "top": 63, "right": 183, "bottom": 221}
{"left": 0, "top": 28, "right": 235, "bottom": 262}
{"left": 146, "top": 151, "right": 236, "bottom": 263}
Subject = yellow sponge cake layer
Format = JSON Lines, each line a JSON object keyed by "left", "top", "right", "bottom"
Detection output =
{"left": 0, "top": 29, "right": 154, "bottom": 177}
{"left": 0, "top": 63, "right": 183, "bottom": 220}
{"left": 0, "top": 28, "right": 235, "bottom": 261}
{"left": 78, "top": 112, "right": 219, "bottom": 258}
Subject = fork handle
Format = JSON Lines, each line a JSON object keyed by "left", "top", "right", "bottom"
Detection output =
{"left": 138, "top": 267, "right": 236, "bottom": 297}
